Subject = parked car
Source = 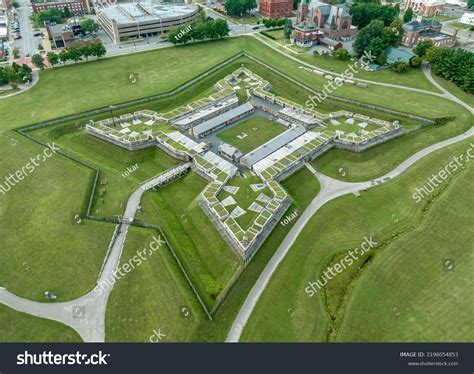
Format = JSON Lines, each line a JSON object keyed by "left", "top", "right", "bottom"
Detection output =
{"left": 13, "top": 34, "right": 22, "bottom": 40}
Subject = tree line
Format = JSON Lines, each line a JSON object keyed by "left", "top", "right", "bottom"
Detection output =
{"left": 167, "top": 18, "right": 229, "bottom": 44}
{"left": 0, "top": 63, "right": 32, "bottom": 87}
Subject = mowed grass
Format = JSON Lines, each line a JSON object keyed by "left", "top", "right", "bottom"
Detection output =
{"left": 240, "top": 139, "right": 473, "bottom": 342}
{"left": 217, "top": 115, "right": 286, "bottom": 153}
{"left": 0, "top": 305, "right": 82, "bottom": 342}
{"left": 135, "top": 172, "right": 240, "bottom": 308}
{"left": 431, "top": 74, "right": 474, "bottom": 108}
{"left": 337, "top": 165, "right": 474, "bottom": 341}
{"left": 0, "top": 133, "right": 114, "bottom": 302}
{"left": 32, "top": 123, "right": 180, "bottom": 218}
{"left": 190, "top": 167, "right": 321, "bottom": 341}
{"left": 105, "top": 227, "right": 202, "bottom": 342}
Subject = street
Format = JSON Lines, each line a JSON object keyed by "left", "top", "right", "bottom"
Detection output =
{"left": 12, "top": 0, "right": 38, "bottom": 58}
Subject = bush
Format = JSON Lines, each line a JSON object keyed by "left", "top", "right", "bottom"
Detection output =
{"left": 390, "top": 61, "right": 409, "bottom": 73}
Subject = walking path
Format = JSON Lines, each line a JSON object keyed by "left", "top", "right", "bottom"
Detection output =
{"left": 252, "top": 33, "right": 473, "bottom": 107}
{"left": 0, "top": 163, "right": 191, "bottom": 342}
{"left": 226, "top": 127, "right": 473, "bottom": 342}
{"left": 0, "top": 71, "right": 39, "bottom": 100}
{"left": 421, "top": 64, "right": 474, "bottom": 114}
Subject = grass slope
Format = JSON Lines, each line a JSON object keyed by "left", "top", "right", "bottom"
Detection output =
{"left": 241, "top": 138, "right": 473, "bottom": 342}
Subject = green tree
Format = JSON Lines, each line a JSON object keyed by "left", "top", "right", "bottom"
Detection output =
{"left": 80, "top": 18, "right": 100, "bottom": 34}
{"left": 213, "top": 19, "right": 230, "bottom": 38}
{"left": 12, "top": 47, "right": 20, "bottom": 59}
{"left": 333, "top": 47, "right": 351, "bottom": 60}
{"left": 31, "top": 54, "right": 45, "bottom": 69}
{"left": 11, "top": 0, "right": 19, "bottom": 8}
{"left": 62, "top": 6, "right": 71, "bottom": 18}
{"left": 58, "top": 49, "right": 69, "bottom": 65}
{"left": 47, "top": 51, "right": 59, "bottom": 66}
{"left": 79, "top": 43, "right": 93, "bottom": 61}
{"left": 90, "top": 41, "right": 106, "bottom": 59}
{"left": 284, "top": 19, "right": 293, "bottom": 38}
{"left": 30, "top": 8, "right": 63, "bottom": 28}
{"left": 353, "top": 20, "right": 386, "bottom": 57}
{"left": 403, "top": 8, "right": 413, "bottom": 23}
{"left": 413, "top": 40, "right": 433, "bottom": 58}
{"left": 410, "top": 55, "right": 422, "bottom": 67}
{"left": 67, "top": 45, "right": 82, "bottom": 62}
{"left": 391, "top": 61, "right": 409, "bottom": 73}
{"left": 350, "top": 3, "right": 400, "bottom": 28}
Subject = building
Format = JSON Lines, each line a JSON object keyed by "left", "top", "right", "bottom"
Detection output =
{"left": 403, "top": 0, "right": 445, "bottom": 16}
{"left": 291, "top": 21, "right": 322, "bottom": 47}
{"left": 385, "top": 46, "right": 415, "bottom": 64}
{"left": 31, "top": 0, "right": 90, "bottom": 15}
{"left": 445, "top": 0, "right": 467, "bottom": 6}
{"left": 459, "top": 13, "right": 474, "bottom": 25}
{"left": 401, "top": 17, "right": 457, "bottom": 47}
{"left": 219, "top": 143, "right": 243, "bottom": 161}
{"left": 97, "top": 2, "right": 198, "bottom": 44}
{"left": 0, "top": 0, "right": 11, "bottom": 15}
{"left": 46, "top": 19, "right": 98, "bottom": 48}
{"left": 295, "top": 0, "right": 357, "bottom": 40}
{"left": 259, "top": 0, "right": 293, "bottom": 18}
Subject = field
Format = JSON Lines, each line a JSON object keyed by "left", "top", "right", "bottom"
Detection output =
{"left": 240, "top": 139, "right": 473, "bottom": 341}
{"left": 0, "top": 305, "right": 82, "bottom": 342}
{"left": 216, "top": 114, "right": 286, "bottom": 153}
{"left": 105, "top": 226, "right": 202, "bottom": 342}
{"left": 0, "top": 34, "right": 471, "bottom": 342}
{"left": 134, "top": 172, "right": 240, "bottom": 309}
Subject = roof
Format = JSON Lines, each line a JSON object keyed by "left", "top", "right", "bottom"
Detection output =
{"left": 320, "top": 37, "right": 341, "bottom": 47}
{"left": 192, "top": 102, "right": 254, "bottom": 137}
{"left": 219, "top": 143, "right": 243, "bottom": 157}
{"left": 240, "top": 125, "right": 307, "bottom": 167}
{"left": 402, "top": 18, "right": 441, "bottom": 32}
{"left": 386, "top": 47, "right": 415, "bottom": 64}
{"left": 101, "top": 2, "right": 197, "bottom": 25}
{"left": 307, "top": 1, "right": 350, "bottom": 20}
{"left": 295, "top": 21, "right": 317, "bottom": 31}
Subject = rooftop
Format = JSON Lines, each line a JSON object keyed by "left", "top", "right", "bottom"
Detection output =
{"left": 100, "top": 2, "right": 198, "bottom": 25}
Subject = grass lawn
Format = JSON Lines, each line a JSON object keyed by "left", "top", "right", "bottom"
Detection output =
{"left": 0, "top": 305, "right": 82, "bottom": 342}
{"left": 431, "top": 74, "right": 474, "bottom": 108}
{"left": 105, "top": 226, "right": 202, "bottom": 342}
{"left": 216, "top": 114, "right": 286, "bottom": 153}
{"left": 240, "top": 138, "right": 473, "bottom": 342}
{"left": 0, "top": 133, "right": 114, "bottom": 302}
{"left": 135, "top": 172, "right": 241, "bottom": 309}
{"left": 447, "top": 21, "right": 471, "bottom": 29}
{"left": 32, "top": 123, "right": 180, "bottom": 218}
{"left": 189, "top": 166, "right": 322, "bottom": 341}
{"left": 264, "top": 29, "right": 287, "bottom": 40}
{"left": 217, "top": 174, "right": 272, "bottom": 230}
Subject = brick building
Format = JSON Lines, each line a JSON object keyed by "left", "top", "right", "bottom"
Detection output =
{"left": 401, "top": 17, "right": 457, "bottom": 48}
{"left": 259, "top": 0, "right": 293, "bottom": 18}
{"left": 31, "top": 0, "right": 90, "bottom": 15}
{"left": 404, "top": 0, "right": 445, "bottom": 17}
{"left": 295, "top": 0, "right": 357, "bottom": 40}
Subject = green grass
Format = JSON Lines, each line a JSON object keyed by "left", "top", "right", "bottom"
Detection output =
{"left": 447, "top": 21, "right": 471, "bottom": 29}
{"left": 264, "top": 29, "right": 287, "bottom": 40}
{"left": 312, "top": 110, "right": 472, "bottom": 182}
{"left": 0, "top": 133, "right": 114, "bottom": 302}
{"left": 135, "top": 172, "right": 240, "bottom": 308}
{"left": 431, "top": 74, "right": 474, "bottom": 108}
{"left": 105, "top": 226, "right": 202, "bottom": 342}
{"left": 0, "top": 305, "right": 82, "bottom": 342}
{"left": 216, "top": 114, "right": 286, "bottom": 153}
{"left": 217, "top": 174, "right": 272, "bottom": 230}
{"left": 32, "top": 123, "right": 180, "bottom": 218}
{"left": 189, "top": 166, "right": 321, "bottom": 341}
{"left": 241, "top": 138, "right": 473, "bottom": 342}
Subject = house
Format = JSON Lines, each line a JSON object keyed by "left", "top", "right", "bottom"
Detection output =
{"left": 385, "top": 46, "right": 415, "bottom": 64}
{"left": 295, "top": 0, "right": 357, "bottom": 40}
{"left": 319, "top": 37, "right": 342, "bottom": 50}
{"left": 401, "top": 17, "right": 457, "bottom": 47}
{"left": 291, "top": 21, "right": 323, "bottom": 47}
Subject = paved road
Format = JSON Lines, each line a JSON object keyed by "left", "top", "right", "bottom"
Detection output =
{"left": 226, "top": 127, "right": 474, "bottom": 342}
{"left": 13, "top": 0, "right": 38, "bottom": 58}
{"left": 0, "top": 164, "right": 190, "bottom": 342}
{"left": 421, "top": 64, "right": 474, "bottom": 114}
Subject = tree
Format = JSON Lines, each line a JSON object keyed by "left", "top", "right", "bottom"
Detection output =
{"left": 67, "top": 45, "right": 82, "bottom": 62}
{"left": 47, "top": 51, "right": 59, "bottom": 66}
{"left": 333, "top": 47, "right": 351, "bottom": 60}
{"left": 284, "top": 19, "right": 292, "bottom": 38}
{"left": 413, "top": 40, "right": 433, "bottom": 58}
{"left": 11, "top": 0, "right": 19, "bottom": 8}
{"left": 213, "top": 19, "right": 230, "bottom": 38}
{"left": 79, "top": 43, "right": 93, "bottom": 61}
{"left": 12, "top": 47, "right": 20, "bottom": 59}
{"left": 353, "top": 20, "right": 386, "bottom": 57}
{"left": 58, "top": 49, "right": 69, "bottom": 65}
{"left": 30, "top": 8, "right": 63, "bottom": 28}
{"left": 62, "top": 6, "right": 71, "bottom": 18}
{"left": 403, "top": 8, "right": 413, "bottom": 23}
{"left": 391, "top": 61, "right": 409, "bottom": 73}
{"left": 225, "top": 0, "right": 256, "bottom": 16}
{"left": 350, "top": 3, "right": 400, "bottom": 29}
{"left": 38, "top": 43, "right": 44, "bottom": 51}
{"left": 80, "top": 18, "right": 100, "bottom": 34}
{"left": 90, "top": 41, "right": 106, "bottom": 59}
{"left": 31, "top": 54, "right": 45, "bottom": 70}
{"left": 410, "top": 55, "right": 422, "bottom": 67}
